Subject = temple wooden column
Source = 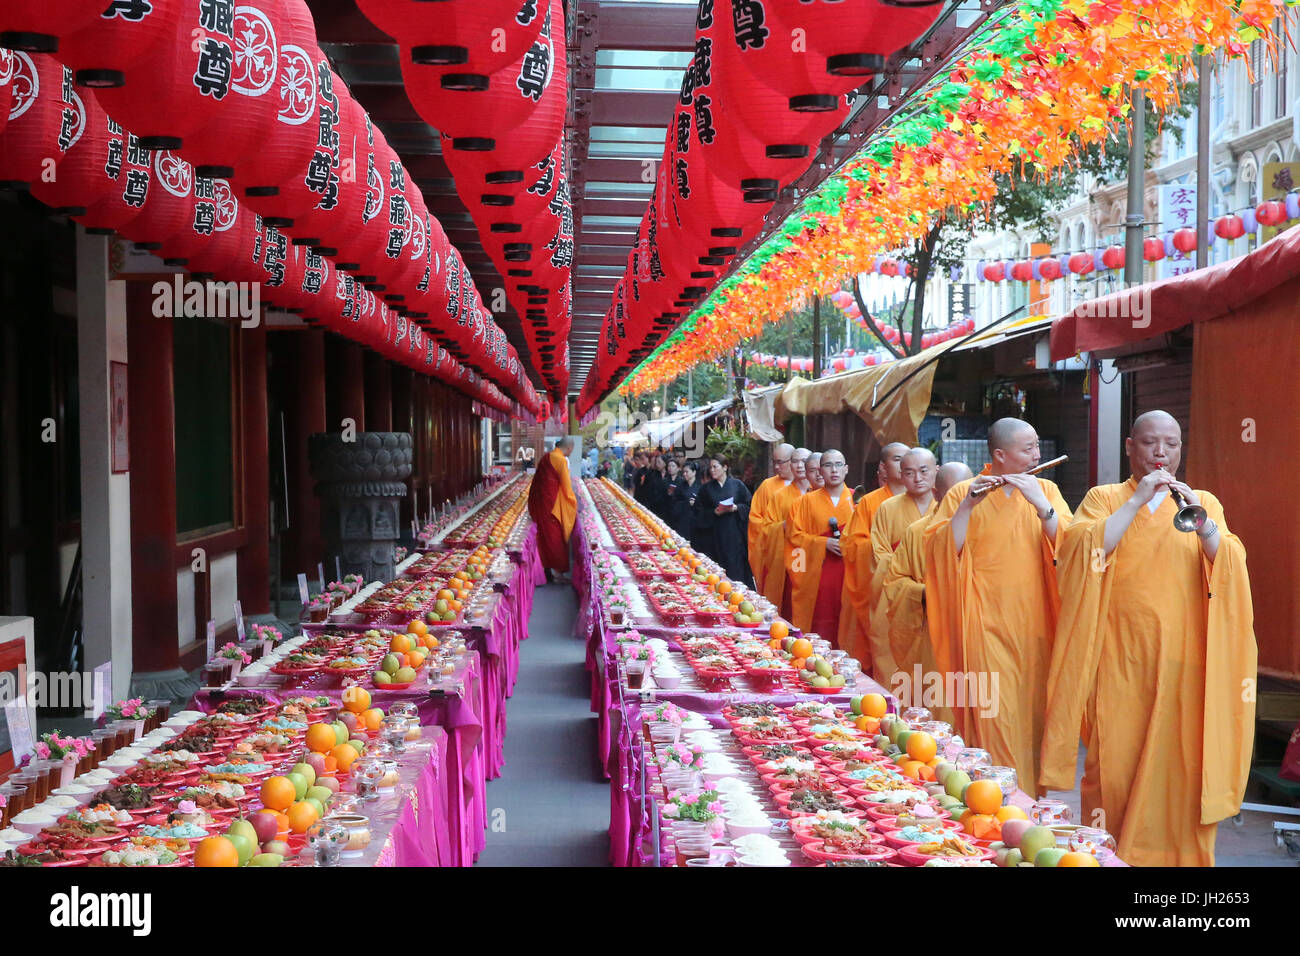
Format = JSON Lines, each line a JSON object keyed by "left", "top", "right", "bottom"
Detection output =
{"left": 326, "top": 337, "right": 365, "bottom": 430}
{"left": 126, "top": 281, "right": 180, "bottom": 673}
{"left": 237, "top": 323, "right": 270, "bottom": 613}
{"left": 282, "top": 329, "right": 326, "bottom": 576}
{"left": 364, "top": 351, "right": 392, "bottom": 431}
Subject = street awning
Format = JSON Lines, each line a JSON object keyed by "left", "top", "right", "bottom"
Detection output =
{"left": 639, "top": 397, "right": 734, "bottom": 448}
{"left": 1050, "top": 225, "right": 1300, "bottom": 361}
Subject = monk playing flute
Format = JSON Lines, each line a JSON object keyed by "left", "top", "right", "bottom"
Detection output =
{"left": 924, "top": 419, "right": 1072, "bottom": 796}
{"left": 1040, "top": 410, "right": 1255, "bottom": 866}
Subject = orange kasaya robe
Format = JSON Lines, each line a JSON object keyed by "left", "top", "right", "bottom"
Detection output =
{"left": 866, "top": 494, "right": 936, "bottom": 685}
{"left": 1040, "top": 480, "right": 1256, "bottom": 867}
{"left": 881, "top": 514, "right": 956, "bottom": 728}
{"left": 772, "top": 482, "right": 812, "bottom": 618}
{"left": 786, "top": 487, "right": 855, "bottom": 638}
{"left": 924, "top": 475, "right": 1071, "bottom": 798}
{"left": 840, "top": 485, "right": 901, "bottom": 672}
{"left": 528, "top": 448, "right": 577, "bottom": 572}
{"left": 748, "top": 476, "right": 800, "bottom": 595}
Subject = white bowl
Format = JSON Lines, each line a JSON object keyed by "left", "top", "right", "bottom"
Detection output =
{"left": 726, "top": 819, "right": 773, "bottom": 838}
{"left": 12, "top": 809, "right": 61, "bottom": 836}
{"left": 237, "top": 668, "right": 265, "bottom": 687}
{"left": 736, "top": 853, "right": 791, "bottom": 867}
{"left": 651, "top": 673, "right": 681, "bottom": 689}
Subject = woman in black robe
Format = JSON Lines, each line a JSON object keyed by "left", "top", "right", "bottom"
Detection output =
{"left": 664, "top": 458, "right": 693, "bottom": 540}
{"left": 693, "top": 454, "right": 753, "bottom": 585}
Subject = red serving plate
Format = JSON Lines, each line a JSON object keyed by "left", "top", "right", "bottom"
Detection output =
{"left": 895, "top": 843, "right": 996, "bottom": 866}
{"left": 800, "top": 840, "right": 897, "bottom": 863}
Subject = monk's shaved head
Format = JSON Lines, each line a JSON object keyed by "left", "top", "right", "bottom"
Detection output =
{"left": 772, "top": 442, "right": 796, "bottom": 480}
{"left": 793, "top": 447, "right": 811, "bottom": 460}
{"left": 774, "top": 442, "right": 795, "bottom": 458}
{"left": 557, "top": 436, "right": 574, "bottom": 452}
{"left": 935, "top": 462, "right": 974, "bottom": 499}
{"left": 901, "top": 447, "right": 936, "bottom": 468}
{"left": 901, "top": 448, "right": 937, "bottom": 498}
{"left": 987, "top": 418, "right": 1034, "bottom": 454}
{"left": 1127, "top": 409, "right": 1184, "bottom": 477}
{"left": 878, "top": 442, "right": 910, "bottom": 488}
{"left": 987, "top": 418, "right": 1041, "bottom": 474}
{"left": 806, "top": 452, "right": 825, "bottom": 489}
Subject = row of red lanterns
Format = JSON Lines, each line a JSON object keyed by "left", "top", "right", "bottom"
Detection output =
{"left": 578, "top": 0, "right": 943, "bottom": 416}
{"left": 0, "top": 4, "right": 543, "bottom": 415}
{"left": 352, "top": 0, "right": 573, "bottom": 404}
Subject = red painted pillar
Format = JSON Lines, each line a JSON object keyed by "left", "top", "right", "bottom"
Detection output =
{"left": 364, "top": 351, "right": 392, "bottom": 431}
{"left": 238, "top": 323, "right": 270, "bottom": 613}
{"left": 338, "top": 342, "right": 365, "bottom": 429}
{"left": 284, "top": 329, "right": 326, "bottom": 576}
{"left": 127, "top": 282, "right": 180, "bottom": 672}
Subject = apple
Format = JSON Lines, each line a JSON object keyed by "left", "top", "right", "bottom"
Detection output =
{"left": 262, "top": 839, "right": 291, "bottom": 856}
{"left": 849, "top": 696, "right": 864, "bottom": 716}
{"left": 1034, "top": 847, "right": 1067, "bottom": 867}
{"left": 339, "top": 712, "right": 359, "bottom": 732}
{"left": 305, "top": 753, "right": 328, "bottom": 778}
{"left": 314, "top": 774, "right": 340, "bottom": 794}
{"left": 1018, "top": 825, "right": 1056, "bottom": 864}
{"left": 303, "top": 796, "right": 326, "bottom": 818}
{"left": 287, "top": 772, "right": 309, "bottom": 800}
{"left": 249, "top": 813, "right": 278, "bottom": 845}
{"left": 944, "top": 770, "right": 971, "bottom": 800}
{"left": 223, "top": 832, "right": 254, "bottom": 866}
{"left": 226, "top": 818, "right": 258, "bottom": 847}
{"left": 994, "top": 846, "right": 1024, "bottom": 867}
{"left": 306, "top": 785, "right": 333, "bottom": 808}
{"left": 249, "top": 853, "right": 283, "bottom": 867}
{"left": 349, "top": 736, "right": 367, "bottom": 752}
{"left": 290, "top": 762, "right": 316, "bottom": 787}
{"left": 331, "top": 721, "right": 350, "bottom": 745}
{"left": 1000, "top": 818, "right": 1033, "bottom": 848}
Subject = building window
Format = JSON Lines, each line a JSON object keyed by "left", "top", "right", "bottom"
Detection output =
{"left": 174, "top": 316, "right": 235, "bottom": 536}
{"left": 1276, "top": 20, "right": 1289, "bottom": 119}
{"left": 1250, "top": 40, "right": 1264, "bottom": 127}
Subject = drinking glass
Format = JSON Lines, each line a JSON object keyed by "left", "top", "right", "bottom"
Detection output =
{"left": 1069, "top": 827, "right": 1117, "bottom": 860}
{"left": 0, "top": 783, "right": 28, "bottom": 827}
{"left": 954, "top": 747, "right": 992, "bottom": 774}
{"left": 388, "top": 702, "right": 419, "bottom": 723}
{"left": 901, "top": 706, "right": 932, "bottom": 725}
{"left": 675, "top": 836, "right": 714, "bottom": 866}
{"left": 974, "top": 765, "right": 1019, "bottom": 798}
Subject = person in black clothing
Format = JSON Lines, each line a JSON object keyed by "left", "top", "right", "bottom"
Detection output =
{"left": 636, "top": 452, "right": 666, "bottom": 517}
{"left": 664, "top": 458, "right": 693, "bottom": 539}
{"left": 693, "top": 453, "right": 753, "bottom": 585}
{"left": 680, "top": 461, "right": 706, "bottom": 551}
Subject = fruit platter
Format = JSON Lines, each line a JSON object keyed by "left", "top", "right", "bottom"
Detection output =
{"left": 439, "top": 482, "right": 530, "bottom": 549}
{"left": 623, "top": 550, "right": 689, "bottom": 579}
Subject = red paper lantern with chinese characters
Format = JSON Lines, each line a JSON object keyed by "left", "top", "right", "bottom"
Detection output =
{"left": 1009, "top": 260, "right": 1033, "bottom": 282}
{"left": 982, "top": 261, "right": 1005, "bottom": 282}
{"left": 354, "top": 0, "right": 544, "bottom": 74}
{"left": 51, "top": 0, "right": 181, "bottom": 90}
{"left": 1100, "top": 245, "right": 1125, "bottom": 269}
{"left": 1067, "top": 252, "right": 1094, "bottom": 275}
{"left": 288, "top": 84, "right": 371, "bottom": 261}
{"left": 0, "top": 50, "right": 14, "bottom": 138}
{"left": 117, "top": 148, "right": 195, "bottom": 249}
{"left": 0, "top": 55, "right": 81, "bottom": 193}
{"left": 1213, "top": 214, "right": 1244, "bottom": 240}
{"left": 186, "top": 191, "right": 261, "bottom": 281}
{"left": 1038, "top": 258, "right": 1063, "bottom": 280}
{"left": 73, "top": 114, "right": 152, "bottom": 234}
{"left": 1255, "top": 200, "right": 1286, "bottom": 227}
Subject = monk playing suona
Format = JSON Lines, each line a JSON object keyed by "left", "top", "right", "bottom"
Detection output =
{"left": 771, "top": 447, "right": 813, "bottom": 617}
{"left": 1039, "top": 411, "right": 1255, "bottom": 867}
{"left": 528, "top": 436, "right": 578, "bottom": 583}
{"left": 748, "top": 443, "right": 801, "bottom": 595}
{"left": 841, "top": 442, "right": 908, "bottom": 674}
{"left": 881, "top": 462, "right": 972, "bottom": 724}
{"left": 786, "top": 450, "right": 854, "bottom": 640}
{"left": 924, "top": 419, "right": 1071, "bottom": 796}
{"left": 864, "top": 448, "right": 939, "bottom": 684}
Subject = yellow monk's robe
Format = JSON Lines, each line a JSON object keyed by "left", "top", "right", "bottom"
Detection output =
{"left": 766, "top": 485, "right": 809, "bottom": 613}
{"left": 867, "top": 494, "right": 936, "bottom": 686}
{"left": 550, "top": 448, "right": 577, "bottom": 538}
{"left": 1039, "top": 481, "right": 1255, "bottom": 867}
{"left": 840, "top": 486, "right": 900, "bottom": 673}
{"left": 880, "top": 514, "right": 956, "bottom": 728}
{"left": 786, "top": 488, "right": 855, "bottom": 637}
{"left": 924, "top": 476, "right": 1071, "bottom": 797}
{"left": 748, "top": 476, "right": 799, "bottom": 595}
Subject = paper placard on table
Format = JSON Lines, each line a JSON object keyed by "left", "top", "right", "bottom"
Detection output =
{"left": 234, "top": 600, "right": 245, "bottom": 640}
{"left": 298, "top": 573, "right": 309, "bottom": 605}
{"left": 4, "top": 697, "right": 35, "bottom": 762}
{"left": 206, "top": 620, "right": 216, "bottom": 661}
{"left": 91, "top": 661, "right": 113, "bottom": 719}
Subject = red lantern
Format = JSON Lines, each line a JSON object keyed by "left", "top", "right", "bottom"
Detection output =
{"left": 0, "top": 1, "right": 109, "bottom": 53}
{"left": 982, "top": 261, "right": 1005, "bottom": 282}
{"left": 1214, "top": 214, "right": 1245, "bottom": 240}
{"left": 880, "top": 259, "right": 900, "bottom": 277}
{"left": 1100, "top": 245, "right": 1125, "bottom": 270}
{"left": 921, "top": 333, "right": 934, "bottom": 349}
{"left": 1067, "top": 252, "right": 1094, "bottom": 275}
{"left": 118, "top": 149, "right": 196, "bottom": 249}
{"left": 0, "top": 49, "right": 15, "bottom": 138}
{"left": 50, "top": 0, "right": 181, "bottom": 90}
{"left": 0, "top": 54, "right": 81, "bottom": 193}
{"left": 1038, "top": 258, "right": 1062, "bottom": 280}
{"left": 1009, "top": 260, "right": 1033, "bottom": 282}
{"left": 1256, "top": 200, "right": 1286, "bottom": 227}
{"left": 902, "top": 332, "right": 912, "bottom": 347}
{"left": 1142, "top": 236, "right": 1165, "bottom": 262}
{"left": 354, "top": 0, "right": 544, "bottom": 74}
{"left": 1171, "top": 227, "right": 1197, "bottom": 254}
{"left": 845, "top": 348, "right": 856, "bottom": 357}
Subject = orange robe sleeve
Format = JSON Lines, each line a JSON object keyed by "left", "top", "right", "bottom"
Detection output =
{"left": 866, "top": 498, "right": 932, "bottom": 683}
{"left": 759, "top": 484, "right": 800, "bottom": 607}
{"left": 550, "top": 450, "right": 577, "bottom": 539}
{"left": 786, "top": 491, "right": 852, "bottom": 634}
{"left": 747, "top": 477, "right": 782, "bottom": 592}
{"left": 840, "top": 486, "right": 891, "bottom": 664}
{"left": 883, "top": 518, "right": 929, "bottom": 676}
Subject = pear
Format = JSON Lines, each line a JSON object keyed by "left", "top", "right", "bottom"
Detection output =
{"left": 944, "top": 770, "right": 971, "bottom": 799}
{"left": 249, "top": 853, "right": 283, "bottom": 867}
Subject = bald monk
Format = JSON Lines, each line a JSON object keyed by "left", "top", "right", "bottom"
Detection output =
{"left": 785, "top": 450, "right": 854, "bottom": 638}
{"left": 924, "top": 419, "right": 1072, "bottom": 796}
{"left": 528, "top": 436, "right": 578, "bottom": 582}
{"left": 841, "top": 442, "right": 909, "bottom": 672}
{"left": 771, "top": 448, "right": 812, "bottom": 616}
{"left": 864, "top": 448, "right": 939, "bottom": 684}
{"left": 791, "top": 447, "right": 812, "bottom": 493}
{"left": 805, "top": 452, "right": 825, "bottom": 491}
{"left": 882, "top": 462, "right": 972, "bottom": 723}
{"left": 1040, "top": 411, "right": 1255, "bottom": 866}
{"left": 747, "top": 443, "right": 800, "bottom": 594}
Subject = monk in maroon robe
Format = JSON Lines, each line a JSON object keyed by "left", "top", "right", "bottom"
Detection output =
{"left": 529, "top": 436, "right": 578, "bottom": 579}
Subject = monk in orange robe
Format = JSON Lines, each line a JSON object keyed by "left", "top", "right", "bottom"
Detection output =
{"left": 882, "top": 462, "right": 971, "bottom": 725}
{"left": 865, "top": 448, "right": 939, "bottom": 685}
{"left": 528, "top": 436, "right": 578, "bottom": 581}
{"left": 772, "top": 448, "right": 812, "bottom": 616}
{"left": 841, "top": 442, "right": 908, "bottom": 673}
{"left": 1040, "top": 411, "right": 1255, "bottom": 867}
{"left": 785, "top": 450, "right": 854, "bottom": 638}
{"left": 747, "top": 443, "right": 800, "bottom": 593}
{"left": 924, "top": 419, "right": 1071, "bottom": 797}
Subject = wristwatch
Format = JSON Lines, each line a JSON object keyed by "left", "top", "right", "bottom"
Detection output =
{"left": 1038, "top": 506, "right": 1055, "bottom": 521}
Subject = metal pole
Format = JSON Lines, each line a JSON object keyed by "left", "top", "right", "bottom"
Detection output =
{"left": 812, "top": 293, "right": 822, "bottom": 377}
{"left": 687, "top": 366, "right": 694, "bottom": 407}
{"left": 1124, "top": 87, "right": 1147, "bottom": 288}
{"left": 1196, "top": 55, "right": 1211, "bottom": 270}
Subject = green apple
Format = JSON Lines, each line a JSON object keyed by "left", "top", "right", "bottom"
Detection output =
{"left": 306, "top": 785, "right": 333, "bottom": 808}
{"left": 249, "top": 853, "right": 283, "bottom": 867}
{"left": 896, "top": 729, "right": 914, "bottom": 751}
{"left": 382, "top": 653, "right": 402, "bottom": 675}
{"left": 287, "top": 772, "right": 309, "bottom": 800}
{"left": 739, "top": 601, "right": 754, "bottom": 614}
{"left": 1018, "top": 826, "right": 1057, "bottom": 864}
{"left": 290, "top": 762, "right": 316, "bottom": 787}
{"left": 225, "top": 818, "right": 257, "bottom": 847}
{"left": 997, "top": 847, "right": 1024, "bottom": 867}
{"left": 331, "top": 721, "right": 349, "bottom": 745}
{"left": 888, "top": 720, "right": 907, "bottom": 745}
{"left": 944, "top": 770, "right": 971, "bottom": 799}
{"left": 223, "top": 832, "right": 254, "bottom": 867}
{"left": 1034, "top": 847, "right": 1067, "bottom": 867}
{"left": 849, "top": 696, "right": 864, "bottom": 716}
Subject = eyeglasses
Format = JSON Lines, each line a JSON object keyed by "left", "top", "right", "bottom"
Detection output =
{"left": 823, "top": 462, "right": 847, "bottom": 470}
{"left": 773, "top": 458, "right": 791, "bottom": 465}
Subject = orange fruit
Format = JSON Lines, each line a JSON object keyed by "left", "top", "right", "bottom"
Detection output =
{"left": 425, "top": 636, "right": 439, "bottom": 649}
{"left": 716, "top": 581, "right": 732, "bottom": 596}
{"left": 259, "top": 775, "right": 297, "bottom": 811}
{"left": 705, "top": 574, "right": 719, "bottom": 586}
{"left": 791, "top": 657, "right": 807, "bottom": 671}
{"left": 286, "top": 800, "right": 319, "bottom": 834}
{"left": 860, "top": 694, "right": 888, "bottom": 719}
{"left": 437, "top": 589, "right": 454, "bottom": 601}
{"left": 965, "top": 779, "right": 1003, "bottom": 815}
{"left": 995, "top": 805, "right": 1028, "bottom": 823}
{"left": 330, "top": 743, "right": 359, "bottom": 772}
{"left": 769, "top": 620, "right": 788, "bottom": 640}
{"left": 342, "top": 686, "right": 371, "bottom": 714}
{"left": 305, "top": 724, "right": 338, "bottom": 754}
{"left": 965, "top": 813, "right": 1001, "bottom": 840}
{"left": 193, "top": 836, "right": 241, "bottom": 867}
{"left": 958, "top": 808, "right": 977, "bottom": 828}
{"left": 408, "top": 620, "right": 428, "bottom": 637}
{"left": 390, "top": 633, "right": 411, "bottom": 654}
{"left": 905, "top": 731, "right": 937, "bottom": 763}
{"left": 1058, "top": 852, "right": 1101, "bottom": 867}
{"left": 728, "top": 592, "right": 744, "bottom": 606}
{"left": 362, "top": 708, "right": 384, "bottom": 731}
{"left": 855, "top": 715, "right": 880, "bottom": 735}
{"left": 791, "top": 638, "right": 813, "bottom": 659}
{"left": 918, "top": 765, "right": 937, "bottom": 781}
{"left": 768, "top": 638, "right": 783, "bottom": 650}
